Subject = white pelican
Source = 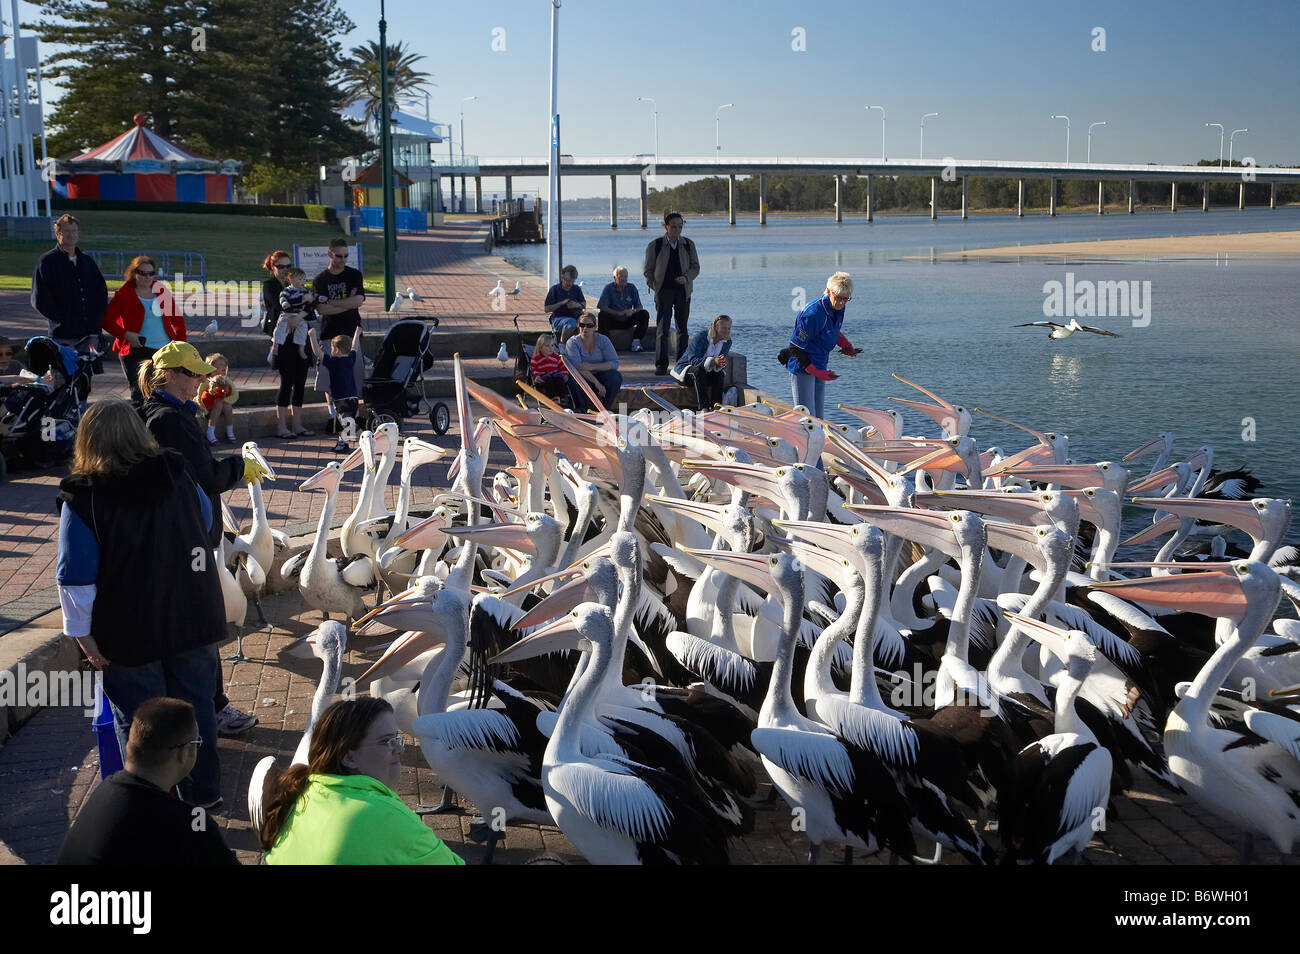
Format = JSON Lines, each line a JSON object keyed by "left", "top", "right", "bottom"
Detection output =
{"left": 1013, "top": 318, "right": 1120, "bottom": 339}
{"left": 1089, "top": 562, "right": 1300, "bottom": 860}
{"left": 226, "top": 442, "right": 277, "bottom": 641}
{"left": 283, "top": 461, "right": 373, "bottom": 623}
{"left": 997, "top": 614, "right": 1113, "bottom": 864}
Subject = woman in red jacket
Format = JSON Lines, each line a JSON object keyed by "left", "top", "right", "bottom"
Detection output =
{"left": 102, "top": 255, "right": 187, "bottom": 408}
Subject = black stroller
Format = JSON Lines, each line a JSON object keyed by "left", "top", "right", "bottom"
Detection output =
{"left": 0, "top": 336, "right": 98, "bottom": 480}
{"left": 354, "top": 319, "right": 449, "bottom": 435}
{"left": 511, "top": 316, "right": 574, "bottom": 410}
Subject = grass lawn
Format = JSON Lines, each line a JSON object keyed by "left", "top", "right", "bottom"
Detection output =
{"left": 0, "top": 210, "right": 386, "bottom": 292}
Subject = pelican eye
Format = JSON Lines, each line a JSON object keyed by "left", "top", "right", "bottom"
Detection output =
{"left": 951, "top": 513, "right": 962, "bottom": 522}
{"left": 1041, "top": 493, "right": 1052, "bottom": 502}
{"left": 1037, "top": 528, "right": 1048, "bottom": 537}
{"left": 1085, "top": 489, "right": 1095, "bottom": 497}
{"left": 777, "top": 468, "right": 786, "bottom": 476}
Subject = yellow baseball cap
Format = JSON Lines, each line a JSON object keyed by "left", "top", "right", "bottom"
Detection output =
{"left": 152, "top": 341, "right": 215, "bottom": 376}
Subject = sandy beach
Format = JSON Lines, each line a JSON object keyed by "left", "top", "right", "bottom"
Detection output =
{"left": 944, "top": 229, "right": 1300, "bottom": 259}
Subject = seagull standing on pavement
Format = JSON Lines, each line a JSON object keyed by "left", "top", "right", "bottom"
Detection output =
{"left": 497, "top": 342, "right": 510, "bottom": 365}
{"left": 201, "top": 319, "right": 219, "bottom": 337}
{"left": 406, "top": 287, "right": 423, "bottom": 302}
{"left": 1014, "top": 318, "right": 1120, "bottom": 339}
{"left": 489, "top": 280, "right": 504, "bottom": 298}
{"left": 506, "top": 281, "right": 521, "bottom": 296}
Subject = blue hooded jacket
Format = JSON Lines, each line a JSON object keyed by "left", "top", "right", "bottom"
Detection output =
{"left": 786, "top": 293, "right": 844, "bottom": 374}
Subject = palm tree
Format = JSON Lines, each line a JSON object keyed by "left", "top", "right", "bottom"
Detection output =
{"left": 339, "top": 41, "right": 434, "bottom": 129}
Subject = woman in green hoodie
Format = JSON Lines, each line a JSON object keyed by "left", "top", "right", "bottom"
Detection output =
{"left": 261, "top": 698, "right": 464, "bottom": 865}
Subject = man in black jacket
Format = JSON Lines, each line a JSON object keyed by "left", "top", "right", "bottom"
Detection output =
{"left": 58, "top": 697, "right": 239, "bottom": 865}
{"left": 31, "top": 214, "right": 109, "bottom": 401}
{"left": 140, "top": 341, "right": 263, "bottom": 737}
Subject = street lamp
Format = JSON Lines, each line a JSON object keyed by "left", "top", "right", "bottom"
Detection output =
{"left": 1087, "top": 121, "right": 1106, "bottom": 163}
{"left": 1050, "top": 114, "right": 1070, "bottom": 166}
{"left": 715, "top": 103, "right": 734, "bottom": 162}
{"left": 378, "top": 0, "right": 396, "bottom": 309}
{"left": 460, "top": 95, "right": 477, "bottom": 164}
{"left": 637, "top": 96, "right": 658, "bottom": 162}
{"left": 1229, "top": 128, "right": 1248, "bottom": 166}
{"left": 1205, "top": 122, "right": 1224, "bottom": 168}
{"left": 866, "top": 105, "right": 885, "bottom": 160}
{"left": 919, "top": 112, "right": 938, "bottom": 160}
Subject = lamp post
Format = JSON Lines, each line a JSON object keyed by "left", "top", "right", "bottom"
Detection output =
{"left": 1229, "top": 128, "right": 1248, "bottom": 166}
{"left": 460, "top": 95, "right": 477, "bottom": 164}
{"left": 636, "top": 96, "right": 658, "bottom": 163}
{"left": 1087, "top": 121, "right": 1106, "bottom": 163}
{"left": 545, "top": 0, "right": 560, "bottom": 288}
{"left": 919, "top": 112, "right": 938, "bottom": 160}
{"left": 378, "top": 0, "right": 396, "bottom": 309}
{"left": 1205, "top": 122, "right": 1225, "bottom": 168}
{"left": 866, "top": 104, "right": 885, "bottom": 160}
{"left": 1050, "top": 114, "right": 1070, "bottom": 166}
{"left": 715, "top": 103, "right": 733, "bottom": 162}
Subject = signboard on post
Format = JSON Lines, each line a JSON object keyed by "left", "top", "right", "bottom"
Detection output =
{"left": 293, "top": 243, "right": 362, "bottom": 278}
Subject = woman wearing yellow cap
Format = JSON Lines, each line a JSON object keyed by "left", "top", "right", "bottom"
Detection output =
{"left": 138, "top": 341, "right": 265, "bottom": 740}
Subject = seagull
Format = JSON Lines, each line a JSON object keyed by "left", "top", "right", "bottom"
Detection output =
{"left": 388, "top": 292, "right": 416, "bottom": 314}
{"left": 406, "top": 287, "right": 423, "bottom": 302}
{"left": 489, "top": 280, "right": 504, "bottom": 298}
{"left": 201, "top": 319, "right": 218, "bottom": 337}
{"left": 497, "top": 342, "right": 510, "bottom": 365}
{"left": 1014, "top": 318, "right": 1120, "bottom": 339}
{"left": 506, "top": 281, "right": 522, "bottom": 296}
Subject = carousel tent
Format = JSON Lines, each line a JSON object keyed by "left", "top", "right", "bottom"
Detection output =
{"left": 50, "top": 114, "right": 240, "bottom": 203}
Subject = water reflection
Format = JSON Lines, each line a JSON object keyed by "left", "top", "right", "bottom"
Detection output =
{"left": 1049, "top": 353, "right": 1084, "bottom": 388}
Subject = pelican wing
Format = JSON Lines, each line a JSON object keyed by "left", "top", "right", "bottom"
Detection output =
{"left": 1077, "top": 324, "right": 1120, "bottom": 337}
{"left": 1013, "top": 322, "right": 1061, "bottom": 329}
{"left": 1243, "top": 710, "right": 1300, "bottom": 763}
{"left": 413, "top": 709, "right": 521, "bottom": 753}
{"left": 548, "top": 759, "right": 672, "bottom": 842}
{"left": 269, "top": 528, "right": 291, "bottom": 549}
{"left": 750, "top": 726, "right": 855, "bottom": 796}
{"left": 340, "top": 555, "right": 375, "bottom": 588}
{"left": 280, "top": 551, "right": 307, "bottom": 580}
{"left": 665, "top": 631, "right": 757, "bottom": 698}
{"left": 818, "top": 697, "right": 920, "bottom": 767}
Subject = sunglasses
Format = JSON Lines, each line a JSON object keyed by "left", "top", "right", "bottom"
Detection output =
{"left": 137, "top": 270, "right": 156, "bottom": 278}
{"left": 378, "top": 735, "right": 406, "bottom": 752}
{"left": 329, "top": 252, "right": 348, "bottom": 259}
{"left": 176, "top": 368, "right": 203, "bottom": 379}
{"left": 170, "top": 738, "right": 203, "bottom": 750}
{"left": 578, "top": 323, "right": 595, "bottom": 329}
{"left": 274, "top": 263, "right": 290, "bottom": 270}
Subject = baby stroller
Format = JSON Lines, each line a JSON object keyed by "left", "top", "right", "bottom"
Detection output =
{"left": 511, "top": 318, "right": 574, "bottom": 411}
{"left": 0, "top": 336, "right": 96, "bottom": 479}
{"left": 357, "top": 318, "right": 450, "bottom": 435}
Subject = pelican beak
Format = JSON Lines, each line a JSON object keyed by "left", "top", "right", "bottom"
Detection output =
{"left": 442, "top": 520, "right": 535, "bottom": 553}
{"left": 772, "top": 518, "right": 857, "bottom": 551}
{"left": 220, "top": 498, "right": 240, "bottom": 534}
{"left": 403, "top": 437, "right": 446, "bottom": 479}
{"left": 983, "top": 521, "right": 1058, "bottom": 566}
{"left": 1126, "top": 465, "right": 1180, "bottom": 495}
{"left": 837, "top": 404, "right": 898, "bottom": 436}
{"left": 1129, "top": 497, "right": 1266, "bottom": 539}
{"left": 361, "top": 431, "right": 377, "bottom": 472}
{"left": 511, "top": 574, "right": 593, "bottom": 630}
{"left": 645, "top": 494, "right": 730, "bottom": 535}
{"left": 1083, "top": 565, "right": 1251, "bottom": 623}
{"left": 1269, "top": 684, "right": 1300, "bottom": 699}
{"left": 918, "top": 488, "right": 1055, "bottom": 524}
{"left": 1000, "top": 463, "right": 1098, "bottom": 489}
{"left": 1002, "top": 612, "right": 1073, "bottom": 664}
{"left": 844, "top": 504, "right": 961, "bottom": 556}
{"left": 394, "top": 513, "right": 450, "bottom": 551}
{"left": 681, "top": 459, "right": 787, "bottom": 502}
{"left": 779, "top": 540, "right": 850, "bottom": 580}
{"left": 492, "top": 611, "right": 586, "bottom": 663}
{"left": 681, "top": 547, "right": 781, "bottom": 591}
{"left": 1119, "top": 512, "right": 1183, "bottom": 547}
{"left": 242, "top": 443, "right": 276, "bottom": 481}
{"left": 1122, "top": 435, "right": 1169, "bottom": 462}
{"left": 300, "top": 463, "right": 338, "bottom": 492}
{"left": 356, "top": 629, "right": 447, "bottom": 683}
{"left": 900, "top": 442, "right": 966, "bottom": 476}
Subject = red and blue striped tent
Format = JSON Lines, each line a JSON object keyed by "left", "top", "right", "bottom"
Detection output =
{"left": 52, "top": 114, "right": 241, "bottom": 203}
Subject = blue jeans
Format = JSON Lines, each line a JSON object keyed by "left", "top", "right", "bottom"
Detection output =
{"left": 551, "top": 314, "right": 579, "bottom": 338}
{"left": 790, "top": 369, "right": 826, "bottom": 420}
{"left": 102, "top": 643, "right": 222, "bottom": 804}
{"left": 575, "top": 368, "right": 622, "bottom": 412}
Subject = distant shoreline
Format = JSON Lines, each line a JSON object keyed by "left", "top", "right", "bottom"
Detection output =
{"left": 938, "top": 230, "right": 1300, "bottom": 259}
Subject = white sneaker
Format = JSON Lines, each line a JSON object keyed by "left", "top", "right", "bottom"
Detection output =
{"left": 631, "top": 340, "right": 643, "bottom": 353}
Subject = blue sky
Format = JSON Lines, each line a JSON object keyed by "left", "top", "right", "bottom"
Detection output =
{"left": 14, "top": 0, "right": 1300, "bottom": 197}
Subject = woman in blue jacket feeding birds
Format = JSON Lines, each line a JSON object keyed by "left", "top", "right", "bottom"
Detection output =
{"left": 780, "top": 271, "right": 861, "bottom": 420}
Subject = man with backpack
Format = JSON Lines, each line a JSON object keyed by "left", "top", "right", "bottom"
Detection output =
{"left": 642, "top": 211, "right": 700, "bottom": 376}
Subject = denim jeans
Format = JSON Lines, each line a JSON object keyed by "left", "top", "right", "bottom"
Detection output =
{"left": 118, "top": 345, "right": 156, "bottom": 408}
{"left": 790, "top": 369, "right": 826, "bottom": 420}
{"left": 551, "top": 314, "right": 579, "bottom": 339}
{"left": 575, "top": 368, "right": 622, "bottom": 412}
{"left": 654, "top": 286, "right": 690, "bottom": 371}
{"left": 102, "top": 642, "right": 222, "bottom": 804}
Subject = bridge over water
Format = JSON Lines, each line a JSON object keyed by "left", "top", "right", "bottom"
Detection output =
{"left": 429, "top": 155, "right": 1300, "bottom": 225}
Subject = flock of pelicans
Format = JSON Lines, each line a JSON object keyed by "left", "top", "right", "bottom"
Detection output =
{"left": 220, "top": 361, "right": 1300, "bottom": 865}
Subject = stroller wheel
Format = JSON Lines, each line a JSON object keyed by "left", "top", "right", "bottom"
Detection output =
{"left": 430, "top": 402, "right": 450, "bottom": 436}
{"left": 371, "top": 411, "right": 399, "bottom": 431}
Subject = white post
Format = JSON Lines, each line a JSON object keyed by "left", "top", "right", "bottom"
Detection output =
{"left": 1205, "top": 122, "right": 1224, "bottom": 169}
{"left": 920, "top": 112, "right": 938, "bottom": 160}
{"left": 715, "top": 103, "right": 733, "bottom": 163}
{"left": 866, "top": 105, "right": 885, "bottom": 160}
{"left": 1229, "top": 129, "right": 1247, "bottom": 166}
{"left": 545, "top": 0, "right": 560, "bottom": 288}
{"left": 11, "top": 2, "right": 35, "bottom": 217}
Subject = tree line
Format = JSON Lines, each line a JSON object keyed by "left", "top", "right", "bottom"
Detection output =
{"left": 647, "top": 162, "right": 1298, "bottom": 215}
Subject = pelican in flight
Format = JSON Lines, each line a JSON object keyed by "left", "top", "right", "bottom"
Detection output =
{"left": 1014, "top": 319, "right": 1119, "bottom": 339}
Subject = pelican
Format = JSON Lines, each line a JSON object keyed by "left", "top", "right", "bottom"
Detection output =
{"left": 1013, "top": 318, "right": 1120, "bottom": 339}
{"left": 1089, "top": 563, "right": 1300, "bottom": 859}
{"left": 997, "top": 614, "right": 1113, "bottom": 864}
{"left": 283, "top": 461, "right": 373, "bottom": 623}
{"left": 248, "top": 621, "right": 347, "bottom": 830}
{"left": 226, "top": 443, "right": 277, "bottom": 638}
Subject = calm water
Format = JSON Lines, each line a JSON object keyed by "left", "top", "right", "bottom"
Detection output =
{"left": 499, "top": 209, "right": 1300, "bottom": 547}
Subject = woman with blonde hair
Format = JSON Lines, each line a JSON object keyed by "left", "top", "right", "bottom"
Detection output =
{"left": 261, "top": 698, "right": 464, "bottom": 865}
{"left": 672, "top": 314, "right": 733, "bottom": 408}
{"left": 102, "top": 255, "right": 186, "bottom": 408}
{"left": 781, "top": 271, "right": 861, "bottom": 420}
{"left": 55, "top": 399, "right": 228, "bottom": 809}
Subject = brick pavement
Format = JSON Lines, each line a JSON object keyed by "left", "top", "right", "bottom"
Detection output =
{"left": 0, "top": 588, "right": 1285, "bottom": 865}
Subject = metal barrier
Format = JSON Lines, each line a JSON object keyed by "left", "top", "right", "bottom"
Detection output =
{"left": 356, "top": 207, "right": 427, "bottom": 232}
{"left": 84, "top": 250, "right": 208, "bottom": 287}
